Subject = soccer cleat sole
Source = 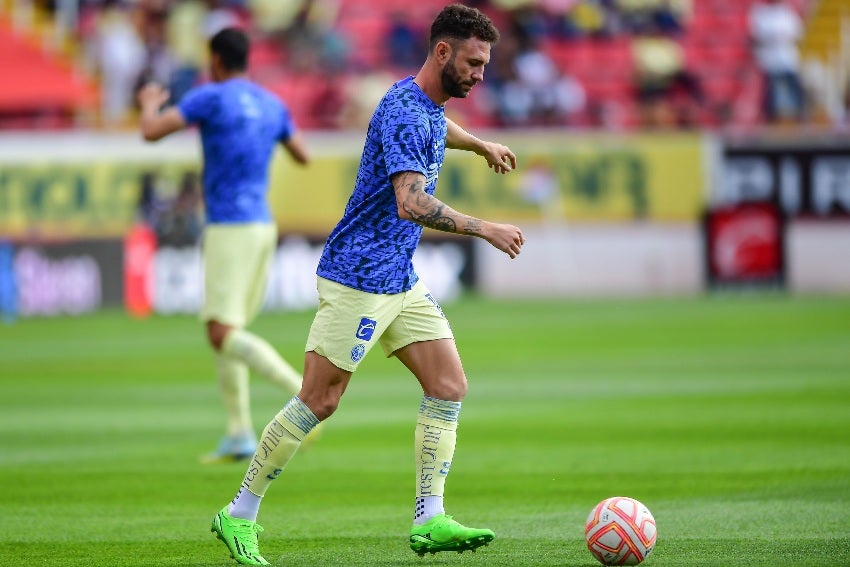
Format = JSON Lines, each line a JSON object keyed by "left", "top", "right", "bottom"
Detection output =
{"left": 410, "top": 533, "right": 494, "bottom": 557}
{"left": 211, "top": 525, "right": 236, "bottom": 561}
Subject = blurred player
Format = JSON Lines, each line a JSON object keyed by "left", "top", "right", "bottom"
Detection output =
{"left": 210, "top": 5, "right": 525, "bottom": 565}
{"left": 137, "top": 27, "right": 314, "bottom": 463}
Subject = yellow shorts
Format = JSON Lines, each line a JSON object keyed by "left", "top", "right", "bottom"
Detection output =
{"left": 200, "top": 223, "right": 278, "bottom": 327}
{"left": 305, "top": 277, "right": 454, "bottom": 372}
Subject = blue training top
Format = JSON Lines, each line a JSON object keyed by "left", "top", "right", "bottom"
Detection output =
{"left": 317, "top": 76, "right": 447, "bottom": 294}
{"left": 178, "top": 78, "right": 296, "bottom": 224}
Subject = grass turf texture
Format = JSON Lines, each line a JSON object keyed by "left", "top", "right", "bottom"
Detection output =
{"left": 1, "top": 294, "right": 849, "bottom": 566}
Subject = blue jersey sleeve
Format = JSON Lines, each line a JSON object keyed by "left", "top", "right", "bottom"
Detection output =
{"left": 177, "top": 84, "right": 216, "bottom": 125}
{"left": 276, "top": 104, "right": 294, "bottom": 143}
{"left": 381, "top": 96, "right": 431, "bottom": 179}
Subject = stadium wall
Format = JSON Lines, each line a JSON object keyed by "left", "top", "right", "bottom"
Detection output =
{"left": 0, "top": 131, "right": 847, "bottom": 319}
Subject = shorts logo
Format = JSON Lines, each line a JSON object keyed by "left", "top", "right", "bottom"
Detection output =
{"left": 424, "top": 293, "right": 446, "bottom": 318}
{"left": 351, "top": 343, "right": 366, "bottom": 362}
{"left": 356, "top": 317, "right": 377, "bottom": 341}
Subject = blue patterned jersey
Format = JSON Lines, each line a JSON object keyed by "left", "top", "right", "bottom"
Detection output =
{"left": 178, "top": 78, "right": 295, "bottom": 223}
{"left": 317, "top": 76, "right": 447, "bottom": 294}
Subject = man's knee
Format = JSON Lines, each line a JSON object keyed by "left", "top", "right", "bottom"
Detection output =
{"left": 427, "top": 374, "right": 468, "bottom": 402}
{"left": 299, "top": 393, "right": 340, "bottom": 422}
{"left": 300, "top": 351, "right": 352, "bottom": 421}
{"left": 206, "top": 320, "right": 232, "bottom": 351}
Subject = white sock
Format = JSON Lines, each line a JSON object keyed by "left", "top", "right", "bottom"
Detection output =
{"left": 228, "top": 488, "right": 262, "bottom": 522}
{"left": 414, "top": 495, "right": 445, "bottom": 525}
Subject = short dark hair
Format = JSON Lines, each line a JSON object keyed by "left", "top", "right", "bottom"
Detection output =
{"left": 210, "top": 27, "right": 249, "bottom": 72}
{"left": 429, "top": 4, "right": 499, "bottom": 51}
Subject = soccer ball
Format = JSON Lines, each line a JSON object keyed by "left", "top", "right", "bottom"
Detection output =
{"left": 585, "top": 496, "right": 657, "bottom": 566}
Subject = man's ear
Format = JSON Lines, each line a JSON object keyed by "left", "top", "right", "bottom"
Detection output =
{"left": 434, "top": 40, "right": 453, "bottom": 65}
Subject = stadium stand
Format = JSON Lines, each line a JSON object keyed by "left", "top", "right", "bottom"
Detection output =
{"left": 0, "top": 0, "right": 843, "bottom": 131}
{"left": 0, "top": 11, "right": 98, "bottom": 128}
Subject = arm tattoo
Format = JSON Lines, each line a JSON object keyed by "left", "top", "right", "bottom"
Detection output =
{"left": 465, "top": 218, "right": 483, "bottom": 235}
{"left": 395, "top": 172, "right": 482, "bottom": 235}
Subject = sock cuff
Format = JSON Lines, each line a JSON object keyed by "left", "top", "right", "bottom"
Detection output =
{"left": 278, "top": 396, "right": 320, "bottom": 440}
{"left": 418, "top": 396, "right": 461, "bottom": 430}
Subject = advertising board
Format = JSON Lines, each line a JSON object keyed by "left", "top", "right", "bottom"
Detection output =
{"left": 0, "top": 132, "right": 708, "bottom": 242}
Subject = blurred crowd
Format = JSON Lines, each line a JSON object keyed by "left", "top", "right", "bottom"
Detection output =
{"left": 24, "top": 0, "right": 843, "bottom": 131}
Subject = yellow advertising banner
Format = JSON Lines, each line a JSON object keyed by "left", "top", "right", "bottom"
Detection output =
{"left": 271, "top": 132, "right": 706, "bottom": 232}
{"left": 0, "top": 133, "right": 705, "bottom": 239}
{"left": 0, "top": 161, "right": 198, "bottom": 239}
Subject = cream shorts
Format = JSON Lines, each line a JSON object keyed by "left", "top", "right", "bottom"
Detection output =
{"left": 200, "top": 223, "right": 278, "bottom": 327}
{"left": 305, "top": 277, "right": 454, "bottom": 372}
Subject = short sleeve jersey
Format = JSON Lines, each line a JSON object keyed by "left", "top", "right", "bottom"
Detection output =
{"left": 317, "top": 76, "right": 447, "bottom": 294}
{"left": 178, "top": 78, "right": 295, "bottom": 223}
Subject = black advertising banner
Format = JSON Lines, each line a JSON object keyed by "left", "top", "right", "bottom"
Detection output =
{"left": 720, "top": 142, "right": 850, "bottom": 218}
{"left": 705, "top": 139, "right": 849, "bottom": 289}
{"left": 0, "top": 239, "right": 124, "bottom": 320}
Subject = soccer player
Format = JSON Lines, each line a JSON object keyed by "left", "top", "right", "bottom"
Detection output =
{"left": 210, "top": 5, "right": 525, "bottom": 565}
{"left": 137, "top": 27, "right": 313, "bottom": 463}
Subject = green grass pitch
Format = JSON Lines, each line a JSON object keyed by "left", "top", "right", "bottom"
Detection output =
{"left": 1, "top": 294, "right": 849, "bottom": 566}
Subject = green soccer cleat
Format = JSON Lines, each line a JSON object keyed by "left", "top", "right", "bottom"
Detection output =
{"left": 409, "top": 514, "right": 495, "bottom": 556}
{"left": 211, "top": 507, "right": 269, "bottom": 566}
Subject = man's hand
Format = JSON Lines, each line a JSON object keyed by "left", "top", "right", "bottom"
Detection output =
{"left": 137, "top": 82, "right": 170, "bottom": 111}
{"left": 480, "top": 141, "right": 517, "bottom": 175}
{"left": 444, "top": 118, "right": 517, "bottom": 174}
{"left": 483, "top": 221, "right": 526, "bottom": 259}
{"left": 137, "top": 83, "right": 186, "bottom": 142}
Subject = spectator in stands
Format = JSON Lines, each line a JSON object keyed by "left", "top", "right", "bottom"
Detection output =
{"left": 517, "top": 38, "right": 587, "bottom": 125}
{"left": 489, "top": 35, "right": 587, "bottom": 127}
{"left": 656, "top": 0, "right": 691, "bottom": 35}
{"left": 386, "top": 11, "right": 425, "bottom": 70}
{"left": 748, "top": 0, "right": 806, "bottom": 123}
{"left": 572, "top": 0, "right": 617, "bottom": 38}
{"left": 136, "top": 0, "right": 177, "bottom": 97}
{"left": 617, "top": 0, "right": 689, "bottom": 35}
{"left": 165, "top": 0, "right": 207, "bottom": 102}
{"left": 245, "top": 0, "right": 299, "bottom": 37}
{"left": 87, "top": 0, "right": 147, "bottom": 128}
{"left": 536, "top": 0, "right": 582, "bottom": 39}
{"left": 499, "top": 1, "right": 549, "bottom": 47}
{"left": 202, "top": 0, "right": 244, "bottom": 38}
{"left": 617, "top": 0, "right": 658, "bottom": 33}
{"left": 632, "top": 21, "right": 702, "bottom": 128}
{"left": 284, "top": 0, "right": 349, "bottom": 73}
